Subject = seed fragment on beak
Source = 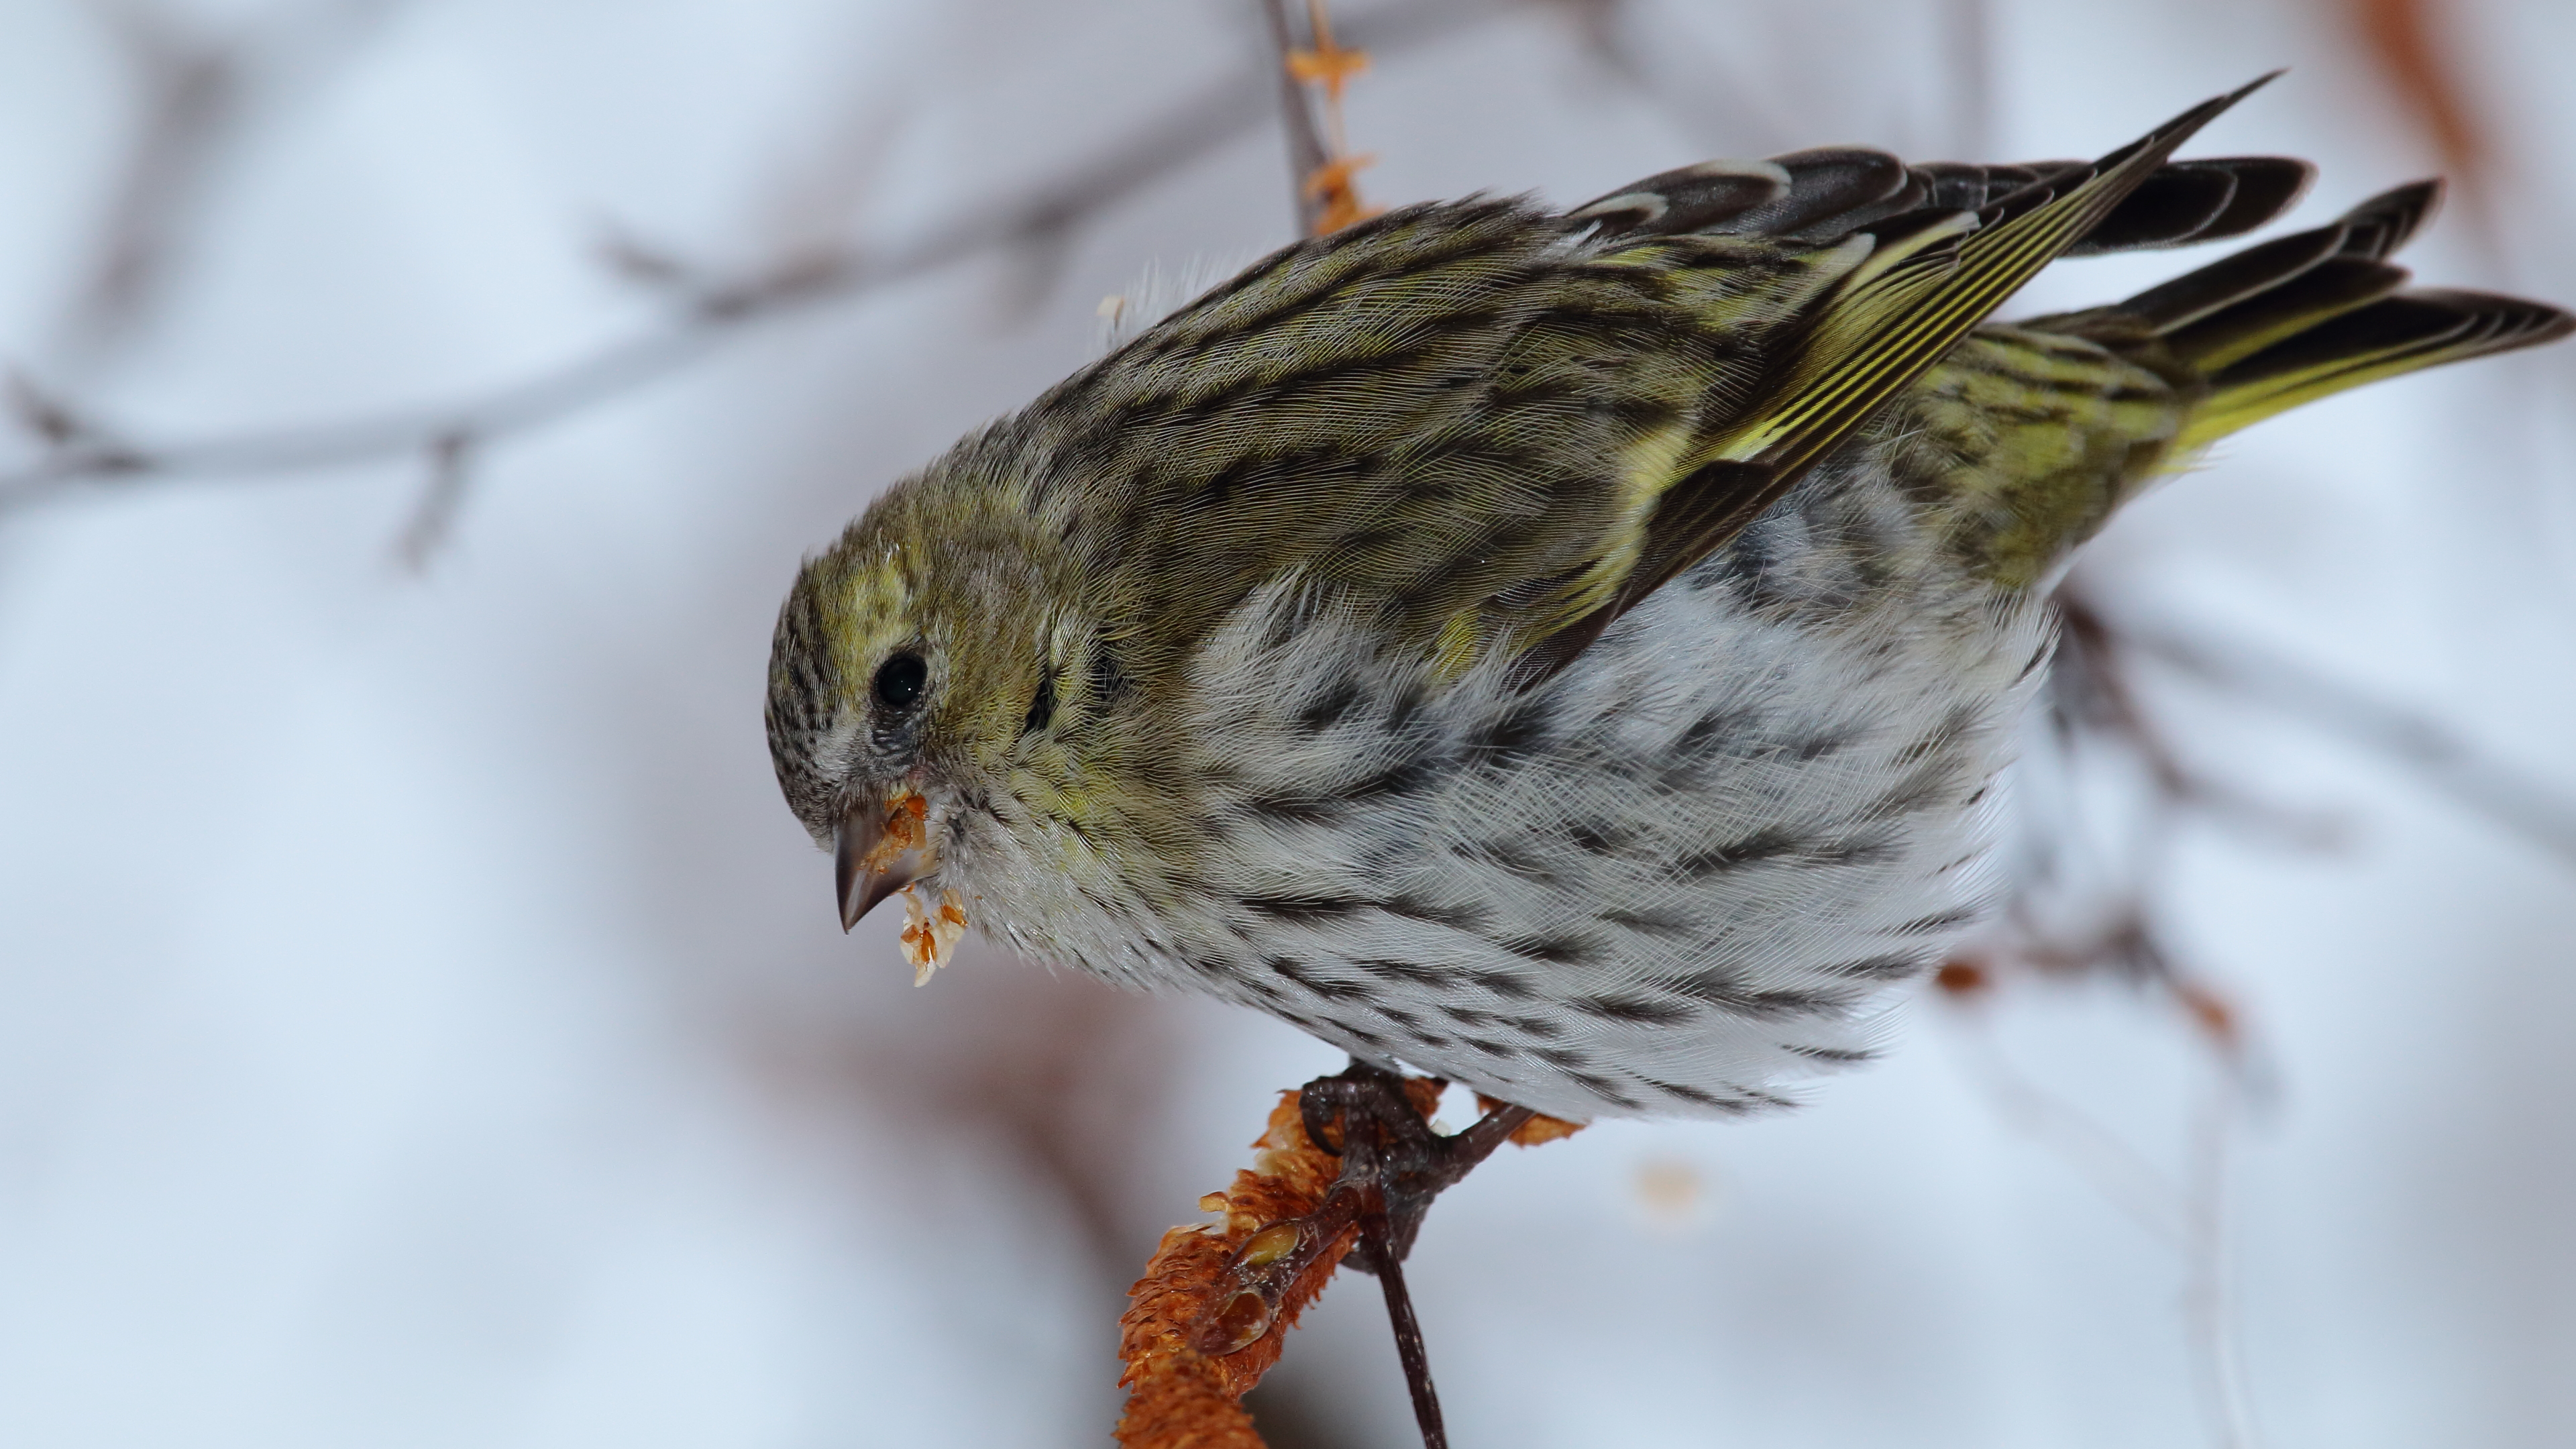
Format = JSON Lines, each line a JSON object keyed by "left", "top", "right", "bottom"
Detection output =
{"left": 834, "top": 795, "right": 923, "bottom": 930}
{"left": 897, "top": 886, "right": 970, "bottom": 985}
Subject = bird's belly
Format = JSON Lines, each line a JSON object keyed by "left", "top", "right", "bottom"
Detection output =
{"left": 964, "top": 541, "right": 2051, "bottom": 1120}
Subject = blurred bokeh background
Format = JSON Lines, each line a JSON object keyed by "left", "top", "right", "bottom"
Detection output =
{"left": 2, "top": 1, "right": 2571, "bottom": 1446}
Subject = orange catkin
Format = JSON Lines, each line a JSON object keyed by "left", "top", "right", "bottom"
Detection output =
{"left": 1115, "top": 1080, "right": 1438, "bottom": 1446}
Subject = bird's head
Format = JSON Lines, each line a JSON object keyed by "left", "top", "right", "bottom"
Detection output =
{"left": 764, "top": 469, "right": 1061, "bottom": 931}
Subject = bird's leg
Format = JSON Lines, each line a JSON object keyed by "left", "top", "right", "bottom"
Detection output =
{"left": 1295, "top": 1059, "right": 1538, "bottom": 1449}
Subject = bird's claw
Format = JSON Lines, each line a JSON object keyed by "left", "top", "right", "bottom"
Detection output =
{"left": 1298, "top": 1059, "right": 1534, "bottom": 1269}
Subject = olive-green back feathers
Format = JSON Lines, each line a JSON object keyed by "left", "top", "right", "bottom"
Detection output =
{"left": 780, "top": 79, "right": 2569, "bottom": 790}
{"left": 994, "top": 76, "right": 2396, "bottom": 693}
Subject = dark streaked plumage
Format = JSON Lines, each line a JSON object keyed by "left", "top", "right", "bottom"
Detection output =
{"left": 765, "top": 83, "right": 2569, "bottom": 1119}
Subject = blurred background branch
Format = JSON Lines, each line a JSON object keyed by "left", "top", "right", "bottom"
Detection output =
{"left": 0, "top": 0, "right": 1574, "bottom": 517}
{"left": 63, "top": 0, "right": 421, "bottom": 368}
{"left": 0, "top": 3, "right": 2569, "bottom": 1448}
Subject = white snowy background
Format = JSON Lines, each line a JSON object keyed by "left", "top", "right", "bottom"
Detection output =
{"left": 1, "top": 2, "right": 2571, "bottom": 1446}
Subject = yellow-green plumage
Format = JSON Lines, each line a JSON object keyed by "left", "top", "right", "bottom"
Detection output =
{"left": 1894, "top": 329, "right": 2185, "bottom": 587}
{"left": 765, "top": 84, "right": 2569, "bottom": 1120}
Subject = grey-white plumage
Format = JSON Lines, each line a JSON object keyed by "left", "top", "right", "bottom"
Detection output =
{"left": 941, "top": 444, "right": 2048, "bottom": 1120}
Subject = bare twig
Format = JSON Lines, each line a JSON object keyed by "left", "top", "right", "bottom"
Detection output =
{"left": 2345, "top": 0, "right": 2488, "bottom": 189}
{"left": 390, "top": 431, "right": 474, "bottom": 573}
{"left": 1937, "top": 978, "right": 2265, "bottom": 1449}
{"left": 72, "top": 0, "right": 240, "bottom": 358}
{"left": 2053, "top": 590, "right": 2343, "bottom": 850}
{"left": 4, "top": 370, "right": 145, "bottom": 474}
{"left": 1939, "top": 996, "right": 2190, "bottom": 1244}
{"left": 1260, "top": 0, "right": 1334, "bottom": 237}
{"left": 67, "top": 0, "right": 418, "bottom": 365}
{"left": 0, "top": 0, "right": 1520, "bottom": 518}
{"left": 6, "top": 372, "right": 101, "bottom": 449}
{"left": 1940, "top": 558, "right": 2576, "bottom": 1447}
{"left": 1267, "top": 1, "right": 1381, "bottom": 236}
{"left": 0, "top": 108, "right": 1159, "bottom": 506}
{"left": 1529, "top": 0, "right": 1794, "bottom": 156}
{"left": 2112, "top": 612, "right": 2576, "bottom": 865}
{"left": 2185, "top": 1072, "right": 2261, "bottom": 1449}
{"left": 592, "top": 227, "right": 706, "bottom": 299}
{"left": 1536, "top": 0, "right": 1630, "bottom": 70}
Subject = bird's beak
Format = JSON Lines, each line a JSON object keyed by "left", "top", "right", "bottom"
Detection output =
{"left": 834, "top": 794, "right": 929, "bottom": 931}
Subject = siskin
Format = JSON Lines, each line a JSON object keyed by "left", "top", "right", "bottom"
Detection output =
{"left": 765, "top": 80, "right": 2568, "bottom": 1122}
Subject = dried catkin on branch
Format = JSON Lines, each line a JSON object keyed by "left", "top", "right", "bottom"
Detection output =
{"left": 1115, "top": 1085, "right": 1394, "bottom": 1445}
{"left": 1114, "top": 1076, "right": 1580, "bottom": 1447}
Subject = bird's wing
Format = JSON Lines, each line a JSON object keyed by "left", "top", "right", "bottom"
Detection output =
{"left": 1024, "top": 80, "right": 2289, "bottom": 695}
{"left": 1501, "top": 76, "right": 2280, "bottom": 686}
{"left": 1571, "top": 148, "right": 2308, "bottom": 258}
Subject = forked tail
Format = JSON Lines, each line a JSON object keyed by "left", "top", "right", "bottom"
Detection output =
{"left": 2103, "top": 180, "right": 2571, "bottom": 448}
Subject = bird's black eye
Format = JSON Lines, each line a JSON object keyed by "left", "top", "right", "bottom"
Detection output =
{"left": 873, "top": 651, "right": 928, "bottom": 712}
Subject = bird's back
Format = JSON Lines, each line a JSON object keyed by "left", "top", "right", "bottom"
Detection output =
{"left": 816, "top": 87, "right": 2567, "bottom": 1120}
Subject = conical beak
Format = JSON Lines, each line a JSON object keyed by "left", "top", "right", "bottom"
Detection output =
{"left": 834, "top": 798, "right": 923, "bottom": 931}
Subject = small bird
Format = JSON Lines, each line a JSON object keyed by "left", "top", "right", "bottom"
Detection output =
{"left": 765, "top": 80, "right": 2568, "bottom": 1122}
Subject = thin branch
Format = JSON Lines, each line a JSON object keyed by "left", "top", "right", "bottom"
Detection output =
{"left": 0, "top": 0, "right": 1515, "bottom": 517}
{"left": 2184, "top": 1073, "right": 2261, "bottom": 1449}
{"left": 72, "top": 0, "right": 241, "bottom": 358}
{"left": 590, "top": 226, "right": 705, "bottom": 297}
{"left": 2100, "top": 606, "right": 2576, "bottom": 865}
{"left": 0, "top": 97, "right": 1189, "bottom": 506}
{"left": 66, "top": 0, "right": 418, "bottom": 364}
{"left": 1536, "top": 0, "right": 1630, "bottom": 70}
{"left": 2345, "top": 0, "right": 2491, "bottom": 207}
{"left": 1533, "top": 0, "right": 1794, "bottom": 156}
{"left": 1117, "top": 1067, "right": 1566, "bottom": 1448}
{"left": 1260, "top": 0, "right": 1333, "bottom": 237}
{"left": 390, "top": 430, "right": 473, "bottom": 572}
{"left": 1267, "top": 1, "right": 1381, "bottom": 236}
{"left": 1939, "top": 1002, "right": 2188, "bottom": 1245}
{"left": 1938, "top": 982, "right": 2265, "bottom": 1449}
{"left": 2053, "top": 590, "right": 2343, "bottom": 849}
{"left": 5, "top": 372, "right": 101, "bottom": 449}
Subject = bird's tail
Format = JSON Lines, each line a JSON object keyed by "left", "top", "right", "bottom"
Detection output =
{"left": 2098, "top": 180, "right": 2571, "bottom": 449}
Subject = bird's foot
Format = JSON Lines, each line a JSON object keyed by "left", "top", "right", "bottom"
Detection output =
{"left": 1175, "top": 1060, "right": 1538, "bottom": 1448}
{"left": 1297, "top": 1059, "right": 1534, "bottom": 1269}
